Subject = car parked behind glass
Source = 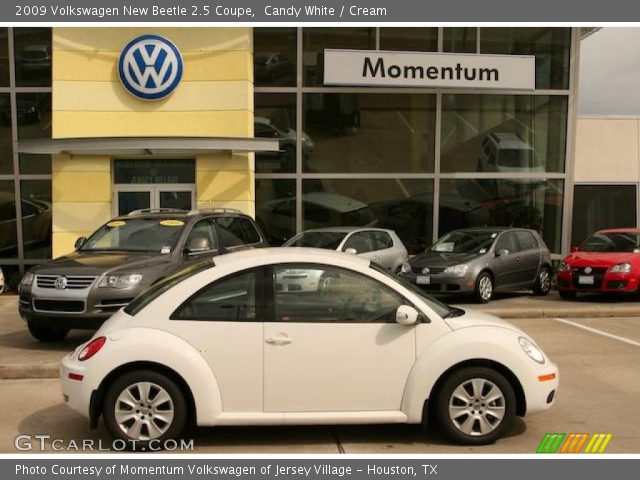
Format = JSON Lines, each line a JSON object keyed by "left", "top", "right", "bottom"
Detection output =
{"left": 283, "top": 227, "right": 408, "bottom": 272}
{"left": 400, "top": 227, "right": 552, "bottom": 303}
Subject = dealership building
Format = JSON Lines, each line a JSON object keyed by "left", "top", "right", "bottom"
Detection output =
{"left": 0, "top": 26, "right": 611, "bottom": 287}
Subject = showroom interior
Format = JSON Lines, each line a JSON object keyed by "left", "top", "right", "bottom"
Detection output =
{"left": 1, "top": 26, "right": 627, "bottom": 290}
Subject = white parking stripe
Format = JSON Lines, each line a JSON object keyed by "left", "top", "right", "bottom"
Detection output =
{"left": 553, "top": 317, "right": 640, "bottom": 348}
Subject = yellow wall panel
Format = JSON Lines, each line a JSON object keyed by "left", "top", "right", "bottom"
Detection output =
{"left": 53, "top": 202, "right": 112, "bottom": 233}
{"left": 53, "top": 111, "right": 253, "bottom": 138}
{"left": 196, "top": 200, "right": 255, "bottom": 218}
{"left": 54, "top": 27, "right": 252, "bottom": 53}
{"left": 53, "top": 80, "right": 252, "bottom": 112}
{"left": 197, "top": 170, "right": 254, "bottom": 202}
{"left": 52, "top": 171, "right": 111, "bottom": 202}
{"left": 53, "top": 50, "right": 252, "bottom": 82}
{"left": 52, "top": 155, "right": 111, "bottom": 172}
{"left": 53, "top": 231, "right": 93, "bottom": 258}
{"left": 197, "top": 153, "right": 253, "bottom": 172}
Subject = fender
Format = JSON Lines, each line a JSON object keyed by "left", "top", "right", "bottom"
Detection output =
{"left": 80, "top": 327, "right": 223, "bottom": 426}
{"left": 402, "top": 326, "right": 538, "bottom": 423}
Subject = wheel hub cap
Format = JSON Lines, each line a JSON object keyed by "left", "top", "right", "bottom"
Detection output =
{"left": 448, "top": 378, "right": 506, "bottom": 436}
{"left": 114, "top": 381, "right": 174, "bottom": 441}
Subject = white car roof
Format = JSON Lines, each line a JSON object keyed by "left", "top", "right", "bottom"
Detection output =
{"left": 213, "top": 247, "right": 371, "bottom": 269}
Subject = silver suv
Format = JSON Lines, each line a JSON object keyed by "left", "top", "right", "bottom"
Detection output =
{"left": 18, "top": 208, "right": 267, "bottom": 341}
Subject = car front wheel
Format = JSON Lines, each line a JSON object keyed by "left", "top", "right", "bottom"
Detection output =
{"left": 434, "top": 367, "right": 516, "bottom": 445}
{"left": 103, "top": 370, "right": 187, "bottom": 449}
{"left": 27, "top": 322, "right": 68, "bottom": 342}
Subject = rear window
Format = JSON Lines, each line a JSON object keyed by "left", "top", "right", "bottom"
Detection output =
{"left": 124, "top": 259, "right": 214, "bottom": 316}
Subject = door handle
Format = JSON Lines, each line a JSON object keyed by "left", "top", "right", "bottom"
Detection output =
{"left": 265, "top": 335, "right": 293, "bottom": 345}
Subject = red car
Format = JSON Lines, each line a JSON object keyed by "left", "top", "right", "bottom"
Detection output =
{"left": 557, "top": 228, "right": 640, "bottom": 299}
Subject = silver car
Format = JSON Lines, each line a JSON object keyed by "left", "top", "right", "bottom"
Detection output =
{"left": 283, "top": 227, "right": 408, "bottom": 272}
{"left": 400, "top": 227, "right": 552, "bottom": 303}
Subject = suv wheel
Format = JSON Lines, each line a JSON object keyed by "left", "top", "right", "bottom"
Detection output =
{"left": 27, "top": 322, "right": 68, "bottom": 342}
{"left": 434, "top": 366, "right": 516, "bottom": 445}
{"left": 474, "top": 272, "right": 494, "bottom": 303}
{"left": 532, "top": 266, "right": 552, "bottom": 296}
{"left": 103, "top": 370, "right": 187, "bottom": 450}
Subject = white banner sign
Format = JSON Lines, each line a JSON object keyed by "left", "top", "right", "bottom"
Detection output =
{"left": 323, "top": 49, "right": 536, "bottom": 90}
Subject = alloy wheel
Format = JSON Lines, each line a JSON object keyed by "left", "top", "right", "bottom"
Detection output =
{"left": 539, "top": 269, "right": 551, "bottom": 292}
{"left": 478, "top": 276, "right": 493, "bottom": 301}
{"left": 114, "top": 382, "right": 175, "bottom": 441}
{"left": 448, "top": 378, "right": 506, "bottom": 436}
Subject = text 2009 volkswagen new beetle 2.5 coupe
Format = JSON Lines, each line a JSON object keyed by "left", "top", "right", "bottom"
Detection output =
{"left": 61, "top": 248, "right": 558, "bottom": 447}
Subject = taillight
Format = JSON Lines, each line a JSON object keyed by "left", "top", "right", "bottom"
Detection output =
{"left": 78, "top": 336, "right": 106, "bottom": 361}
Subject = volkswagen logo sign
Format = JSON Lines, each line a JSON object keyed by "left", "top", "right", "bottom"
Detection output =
{"left": 584, "top": 266, "right": 592, "bottom": 274}
{"left": 118, "top": 34, "right": 183, "bottom": 100}
{"left": 422, "top": 267, "right": 430, "bottom": 274}
{"left": 54, "top": 276, "right": 68, "bottom": 290}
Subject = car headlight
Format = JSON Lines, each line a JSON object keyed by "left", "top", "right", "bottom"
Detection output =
{"left": 400, "top": 262, "right": 412, "bottom": 274}
{"left": 518, "top": 336, "right": 545, "bottom": 364}
{"left": 444, "top": 264, "right": 469, "bottom": 277}
{"left": 557, "top": 261, "right": 570, "bottom": 272}
{"left": 19, "top": 272, "right": 34, "bottom": 288}
{"left": 98, "top": 274, "right": 143, "bottom": 289}
{"left": 608, "top": 263, "right": 632, "bottom": 273}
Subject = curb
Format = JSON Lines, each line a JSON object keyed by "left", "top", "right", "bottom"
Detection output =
{"left": 0, "top": 362, "right": 59, "bottom": 380}
{"left": 482, "top": 306, "right": 640, "bottom": 319}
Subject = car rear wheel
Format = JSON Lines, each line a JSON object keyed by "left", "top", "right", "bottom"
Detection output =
{"left": 474, "top": 272, "right": 494, "bottom": 303}
{"left": 27, "top": 322, "right": 68, "bottom": 342}
{"left": 103, "top": 370, "right": 187, "bottom": 449}
{"left": 532, "top": 266, "right": 552, "bottom": 296}
{"left": 558, "top": 289, "right": 577, "bottom": 300}
{"left": 434, "top": 366, "right": 516, "bottom": 445}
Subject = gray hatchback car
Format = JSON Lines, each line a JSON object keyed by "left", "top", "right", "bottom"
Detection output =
{"left": 18, "top": 208, "right": 267, "bottom": 341}
{"left": 400, "top": 227, "right": 552, "bottom": 303}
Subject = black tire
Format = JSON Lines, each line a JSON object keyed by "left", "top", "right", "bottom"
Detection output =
{"left": 433, "top": 366, "right": 516, "bottom": 445}
{"left": 558, "top": 289, "right": 577, "bottom": 300}
{"left": 532, "top": 266, "right": 552, "bottom": 296}
{"left": 27, "top": 322, "right": 68, "bottom": 342}
{"left": 103, "top": 370, "right": 187, "bottom": 450}
{"left": 474, "top": 272, "right": 494, "bottom": 303}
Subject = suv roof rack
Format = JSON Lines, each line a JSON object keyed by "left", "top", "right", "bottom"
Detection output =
{"left": 127, "top": 208, "right": 189, "bottom": 216}
{"left": 187, "top": 208, "right": 242, "bottom": 215}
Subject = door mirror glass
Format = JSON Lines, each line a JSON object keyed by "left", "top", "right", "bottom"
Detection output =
{"left": 74, "top": 236, "right": 86, "bottom": 250}
{"left": 395, "top": 305, "right": 419, "bottom": 326}
{"left": 496, "top": 249, "right": 510, "bottom": 257}
{"left": 344, "top": 247, "right": 357, "bottom": 255}
{"left": 185, "top": 236, "right": 212, "bottom": 255}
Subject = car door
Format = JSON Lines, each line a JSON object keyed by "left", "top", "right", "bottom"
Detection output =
{"left": 264, "top": 263, "right": 416, "bottom": 413}
{"left": 492, "top": 231, "right": 522, "bottom": 288}
{"left": 343, "top": 231, "right": 380, "bottom": 263}
{"left": 514, "top": 231, "right": 541, "bottom": 285}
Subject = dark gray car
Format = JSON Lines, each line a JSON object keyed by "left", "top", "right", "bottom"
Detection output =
{"left": 400, "top": 227, "right": 552, "bottom": 303}
{"left": 18, "top": 208, "right": 267, "bottom": 341}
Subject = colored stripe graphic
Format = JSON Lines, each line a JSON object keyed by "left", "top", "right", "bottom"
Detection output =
{"left": 536, "top": 433, "right": 566, "bottom": 453}
{"left": 560, "top": 433, "right": 588, "bottom": 453}
{"left": 585, "top": 433, "right": 613, "bottom": 453}
{"left": 537, "top": 433, "right": 612, "bottom": 453}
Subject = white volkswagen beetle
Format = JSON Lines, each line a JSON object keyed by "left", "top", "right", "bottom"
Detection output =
{"left": 60, "top": 248, "right": 558, "bottom": 447}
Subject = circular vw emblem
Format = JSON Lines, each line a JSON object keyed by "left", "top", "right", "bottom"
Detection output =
{"left": 54, "top": 276, "right": 68, "bottom": 290}
{"left": 118, "top": 35, "right": 183, "bottom": 100}
{"left": 584, "top": 266, "right": 592, "bottom": 274}
{"left": 422, "top": 267, "right": 430, "bottom": 274}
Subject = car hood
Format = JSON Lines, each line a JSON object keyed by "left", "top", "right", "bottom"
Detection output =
{"left": 30, "top": 250, "right": 173, "bottom": 276}
{"left": 565, "top": 251, "right": 640, "bottom": 266}
{"left": 410, "top": 251, "right": 484, "bottom": 268}
{"left": 445, "top": 309, "right": 523, "bottom": 333}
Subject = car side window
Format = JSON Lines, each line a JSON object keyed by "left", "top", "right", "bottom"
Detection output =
{"left": 372, "top": 231, "right": 393, "bottom": 250}
{"left": 344, "top": 232, "right": 375, "bottom": 253}
{"left": 172, "top": 268, "right": 259, "bottom": 321}
{"left": 515, "top": 231, "right": 538, "bottom": 251}
{"left": 274, "top": 264, "right": 404, "bottom": 323}
{"left": 215, "top": 216, "right": 261, "bottom": 247}
{"left": 495, "top": 232, "right": 519, "bottom": 254}
{"left": 185, "top": 219, "right": 217, "bottom": 251}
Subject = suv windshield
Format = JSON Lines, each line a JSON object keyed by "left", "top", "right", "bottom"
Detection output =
{"left": 81, "top": 218, "right": 186, "bottom": 253}
{"left": 285, "top": 231, "right": 347, "bottom": 249}
{"left": 580, "top": 232, "right": 640, "bottom": 253}
{"left": 430, "top": 231, "right": 497, "bottom": 254}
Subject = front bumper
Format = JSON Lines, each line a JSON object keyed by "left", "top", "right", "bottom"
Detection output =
{"left": 400, "top": 271, "right": 476, "bottom": 294}
{"left": 523, "top": 360, "right": 560, "bottom": 415}
{"left": 557, "top": 271, "right": 639, "bottom": 293}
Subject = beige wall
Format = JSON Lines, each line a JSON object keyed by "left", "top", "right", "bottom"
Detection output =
{"left": 574, "top": 117, "right": 640, "bottom": 183}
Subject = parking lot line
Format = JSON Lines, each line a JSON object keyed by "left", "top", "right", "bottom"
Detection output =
{"left": 553, "top": 317, "right": 640, "bottom": 348}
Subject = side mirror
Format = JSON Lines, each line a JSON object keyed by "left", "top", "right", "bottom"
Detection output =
{"left": 185, "top": 236, "right": 212, "bottom": 255}
{"left": 74, "top": 236, "right": 86, "bottom": 250}
{"left": 344, "top": 247, "right": 357, "bottom": 255}
{"left": 396, "top": 305, "right": 419, "bottom": 326}
{"left": 496, "top": 249, "right": 509, "bottom": 257}
{"left": 571, "top": 245, "right": 580, "bottom": 252}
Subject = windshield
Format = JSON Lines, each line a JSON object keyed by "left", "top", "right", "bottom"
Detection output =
{"left": 124, "top": 259, "right": 214, "bottom": 316}
{"left": 580, "top": 232, "right": 640, "bottom": 253}
{"left": 430, "top": 231, "right": 497, "bottom": 254}
{"left": 81, "top": 218, "right": 186, "bottom": 253}
{"left": 285, "top": 231, "right": 347, "bottom": 249}
{"left": 370, "top": 263, "right": 456, "bottom": 319}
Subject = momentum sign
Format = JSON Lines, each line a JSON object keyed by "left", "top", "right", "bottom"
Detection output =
{"left": 324, "top": 49, "right": 535, "bottom": 90}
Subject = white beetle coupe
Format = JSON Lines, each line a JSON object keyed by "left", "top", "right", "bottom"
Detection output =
{"left": 61, "top": 248, "right": 558, "bottom": 447}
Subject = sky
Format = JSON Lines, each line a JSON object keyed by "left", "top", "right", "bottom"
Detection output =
{"left": 579, "top": 27, "right": 640, "bottom": 116}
